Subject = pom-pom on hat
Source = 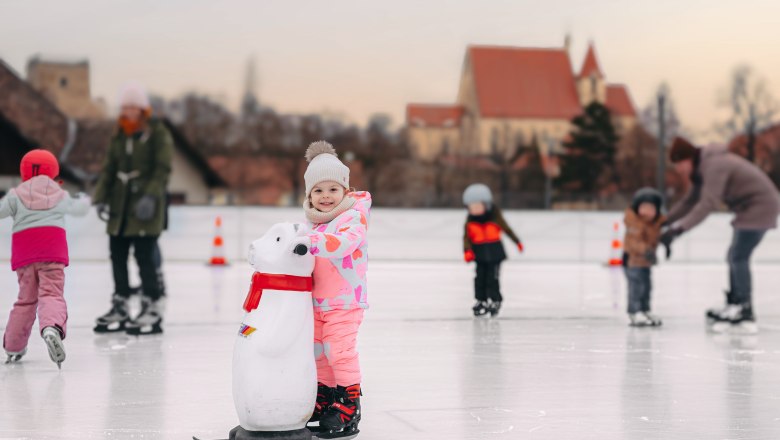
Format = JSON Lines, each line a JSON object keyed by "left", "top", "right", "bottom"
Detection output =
{"left": 304, "top": 141, "right": 350, "bottom": 196}
{"left": 20, "top": 149, "right": 59, "bottom": 181}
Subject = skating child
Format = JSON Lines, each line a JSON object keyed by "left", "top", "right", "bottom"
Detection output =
{"left": 462, "top": 183, "right": 523, "bottom": 317}
{"left": 303, "top": 141, "right": 369, "bottom": 438}
{"left": 0, "top": 150, "right": 90, "bottom": 368}
{"left": 623, "top": 188, "right": 666, "bottom": 327}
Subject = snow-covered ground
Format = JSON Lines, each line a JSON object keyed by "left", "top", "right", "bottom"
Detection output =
{"left": 2, "top": 209, "right": 780, "bottom": 439}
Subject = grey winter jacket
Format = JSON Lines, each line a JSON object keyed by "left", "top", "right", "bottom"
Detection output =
{"left": 667, "top": 147, "right": 780, "bottom": 231}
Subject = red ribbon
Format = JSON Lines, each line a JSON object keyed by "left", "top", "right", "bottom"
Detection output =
{"left": 243, "top": 272, "right": 314, "bottom": 312}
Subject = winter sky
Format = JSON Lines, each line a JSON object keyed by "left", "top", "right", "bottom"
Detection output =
{"left": 1, "top": 0, "right": 778, "bottom": 142}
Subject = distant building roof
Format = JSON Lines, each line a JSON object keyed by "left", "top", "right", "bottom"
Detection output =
{"left": 27, "top": 55, "right": 89, "bottom": 67}
{"left": 468, "top": 46, "right": 582, "bottom": 119}
{"left": 605, "top": 85, "right": 636, "bottom": 117}
{"left": 406, "top": 104, "right": 464, "bottom": 127}
{"left": 0, "top": 59, "right": 69, "bottom": 155}
{"left": 577, "top": 43, "right": 604, "bottom": 79}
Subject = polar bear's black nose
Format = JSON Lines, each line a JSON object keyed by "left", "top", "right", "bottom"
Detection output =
{"left": 293, "top": 244, "right": 309, "bottom": 256}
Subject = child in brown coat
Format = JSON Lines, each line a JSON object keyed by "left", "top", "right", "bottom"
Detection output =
{"left": 623, "top": 188, "right": 666, "bottom": 327}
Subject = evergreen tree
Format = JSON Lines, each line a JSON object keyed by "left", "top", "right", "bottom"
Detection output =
{"left": 556, "top": 102, "right": 619, "bottom": 196}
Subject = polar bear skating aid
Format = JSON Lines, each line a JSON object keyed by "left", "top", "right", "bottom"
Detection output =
{"left": 220, "top": 223, "right": 317, "bottom": 440}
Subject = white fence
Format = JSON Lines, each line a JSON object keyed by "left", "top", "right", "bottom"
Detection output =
{"left": 1, "top": 207, "right": 779, "bottom": 264}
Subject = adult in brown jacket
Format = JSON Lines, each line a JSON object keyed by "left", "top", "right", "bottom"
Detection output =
{"left": 661, "top": 137, "right": 780, "bottom": 329}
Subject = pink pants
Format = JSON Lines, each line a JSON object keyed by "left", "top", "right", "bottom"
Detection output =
{"left": 3, "top": 262, "right": 67, "bottom": 353}
{"left": 313, "top": 308, "right": 364, "bottom": 387}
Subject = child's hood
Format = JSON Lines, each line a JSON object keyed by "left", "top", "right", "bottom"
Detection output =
{"left": 14, "top": 175, "right": 66, "bottom": 210}
{"left": 350, "top": 191, "right": 372, "bottom": 212}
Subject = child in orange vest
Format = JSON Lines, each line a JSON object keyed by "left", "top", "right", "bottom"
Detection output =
{"left": 462, "top": 184, "right": 523, "bottom": 317}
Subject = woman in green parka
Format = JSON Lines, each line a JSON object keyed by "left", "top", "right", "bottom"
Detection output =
{"left": 92, "top": 81, "right": 172, "bottom": 336}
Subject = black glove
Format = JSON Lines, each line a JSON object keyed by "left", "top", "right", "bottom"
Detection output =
{"left": 134, "top": 195, "right": 157, "bottom": 221}
{"left": 659, "top": 227, "right": 683, "bottom": 259}
{"left": 644, "top": 250, "right": 658, "bottom": 265}
{"left": 95, "top": 203, "right": 110, "bottom": 221}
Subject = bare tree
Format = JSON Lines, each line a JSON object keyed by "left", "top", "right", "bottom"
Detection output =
{"left": 719, "top": 65, "right": 777, "bottom": 163}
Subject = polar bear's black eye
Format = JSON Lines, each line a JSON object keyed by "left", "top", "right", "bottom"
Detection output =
{"left": 276, "top": 237, "right": 280, "bottom": 242}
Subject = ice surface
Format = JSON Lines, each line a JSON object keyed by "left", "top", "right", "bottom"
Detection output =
{"left": 2, "top": 259, "right": 780, "bottom": 439}
{"left": 2, "top": 208, "right": 780, "bottom": 438}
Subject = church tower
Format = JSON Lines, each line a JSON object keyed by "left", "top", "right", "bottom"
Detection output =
{"left": 576, "top": 43, "right": 606, "bottom": 106}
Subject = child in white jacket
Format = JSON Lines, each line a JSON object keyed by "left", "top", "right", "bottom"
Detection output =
{"left": 0, "top": 150, "right": 90, "bottom": 368}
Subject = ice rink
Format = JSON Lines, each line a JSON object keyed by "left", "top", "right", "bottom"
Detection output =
{"left": 2, "top": 209, "right": 780, "bottom": 439}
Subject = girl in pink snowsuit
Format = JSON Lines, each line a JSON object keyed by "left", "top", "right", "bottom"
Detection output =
{"left": 0, "top": 150, "right": 90, "bottom": 368}
{"left": 303, "top": 141, "right": 369, "bottom": 436}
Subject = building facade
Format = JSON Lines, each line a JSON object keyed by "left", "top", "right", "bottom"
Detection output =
{"left": 27, "top": 56, "right": 105, "bottom": 119}
{"left": 406, "top": 41, "right": 637, "bottom": 162}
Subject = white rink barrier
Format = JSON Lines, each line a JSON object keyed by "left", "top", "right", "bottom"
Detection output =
{"left": 0, "top": 207, "right": 778, "bottom": 264}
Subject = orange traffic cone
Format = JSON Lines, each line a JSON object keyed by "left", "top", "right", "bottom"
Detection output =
{"left": 209, "top": 216, "right": 228, "bottom": 266}
{"left": 608, "top": 221, "right": 623, "bottom": 266}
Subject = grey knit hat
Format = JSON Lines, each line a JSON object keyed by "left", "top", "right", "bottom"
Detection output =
{"left": 304, "top": 141, "right": 350, "bottom": 196}
{"left": 462, "top": 183, "right": 493, "bottom": 206}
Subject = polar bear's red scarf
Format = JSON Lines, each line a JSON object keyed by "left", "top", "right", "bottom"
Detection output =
{"left": 243, "top": 272, "right": 314, "bottom": 312}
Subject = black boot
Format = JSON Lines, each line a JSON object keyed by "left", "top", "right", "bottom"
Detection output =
{"left": 487, "top": 301, "right": 501, "bottom": 317}
{"left": 318, "top": 384, "right": 361, "bottom": 438}
{"left": 308, "top": 382, "right": 334, "bottom": 424}
{"left": 472, "top": 301, "right": 488, "bottom": 317}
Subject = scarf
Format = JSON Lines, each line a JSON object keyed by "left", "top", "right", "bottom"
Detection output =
{"left": 243, "top": 272, "right": 314, "bottom": 312}
{"left": 304, "top": 195, "right": 356, "bottom": 225}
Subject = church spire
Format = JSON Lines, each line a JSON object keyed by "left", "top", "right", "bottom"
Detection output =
{"left": 578, "top": 42, "right": 603, "bottom": 79}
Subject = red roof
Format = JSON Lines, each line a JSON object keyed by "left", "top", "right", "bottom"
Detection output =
{"left": 406, "top": 104, "right": 463, "bottom": 127}
{"left": 578, "top": 43, "right": 603, "bottom": 79}
{"left": 469, "top": 46, "right": 582, "bottom": 119}
{"left": 605, "top": 85, "right": 636, "bottom": 117}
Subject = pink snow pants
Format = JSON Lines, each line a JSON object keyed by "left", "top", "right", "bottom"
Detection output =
{"left": 3, "top": 262, "right": 67, "bottom": 353}
{"left": 314, "top": 308, "right": 364, "bottom": 387}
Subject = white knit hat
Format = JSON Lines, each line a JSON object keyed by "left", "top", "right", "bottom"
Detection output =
{"left": 118, "top": 81, "right": 150, "bottom": 109}
{"left": 304, "top": 141, "right": 350, "bottom": 196}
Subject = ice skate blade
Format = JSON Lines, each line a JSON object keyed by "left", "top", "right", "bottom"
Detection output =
{"left": 709, "top": 321, "right": 759, "bottom": 335}
{"left": 5, "top": 355, "right": 22, "bottom": 364}
{"left": 312, "top": 428, "right": 359, "bottom": 440}
{"left": 43, "top": 333, "right": 66, "bottom": 366}
{"left": 93, "top": 321, "right": 126, "bottom": 333}
{"left": 126, "top": 323, "right": 163, "bottom": 336}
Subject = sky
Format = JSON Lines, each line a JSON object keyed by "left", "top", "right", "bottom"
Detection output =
{"left": 1, "top": 0, "right": 779, "bottom": 142}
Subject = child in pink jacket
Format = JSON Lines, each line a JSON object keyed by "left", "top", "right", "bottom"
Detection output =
{"left": 303, "top": 141, "right": 369, "bottom": 437}
{"left": 0, "top": 150, "right": 90, "bottom": 368}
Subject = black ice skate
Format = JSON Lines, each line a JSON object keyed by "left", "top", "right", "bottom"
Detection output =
{"left": 4, "top": 347, "right": 26, "bottom": 364}
{"left": 487, "top": 301, "right": 501, "bottom": 317}
{"left": 94, "top": 294, "right": 131, "bottom": 333}
{"left": 308, "top": 382, "right": 335, "bottom": 427}
{"left": 472, "top": 301, "right": 488, "bottom": 317}
{"left": 708, "top": 303, "right": 758, "bottom": 334}
{"left": 316, "top": 384, "right": 361, "bottom": 439}
{"left": 126, "top": 297, "right": 165, "bottom": 336}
